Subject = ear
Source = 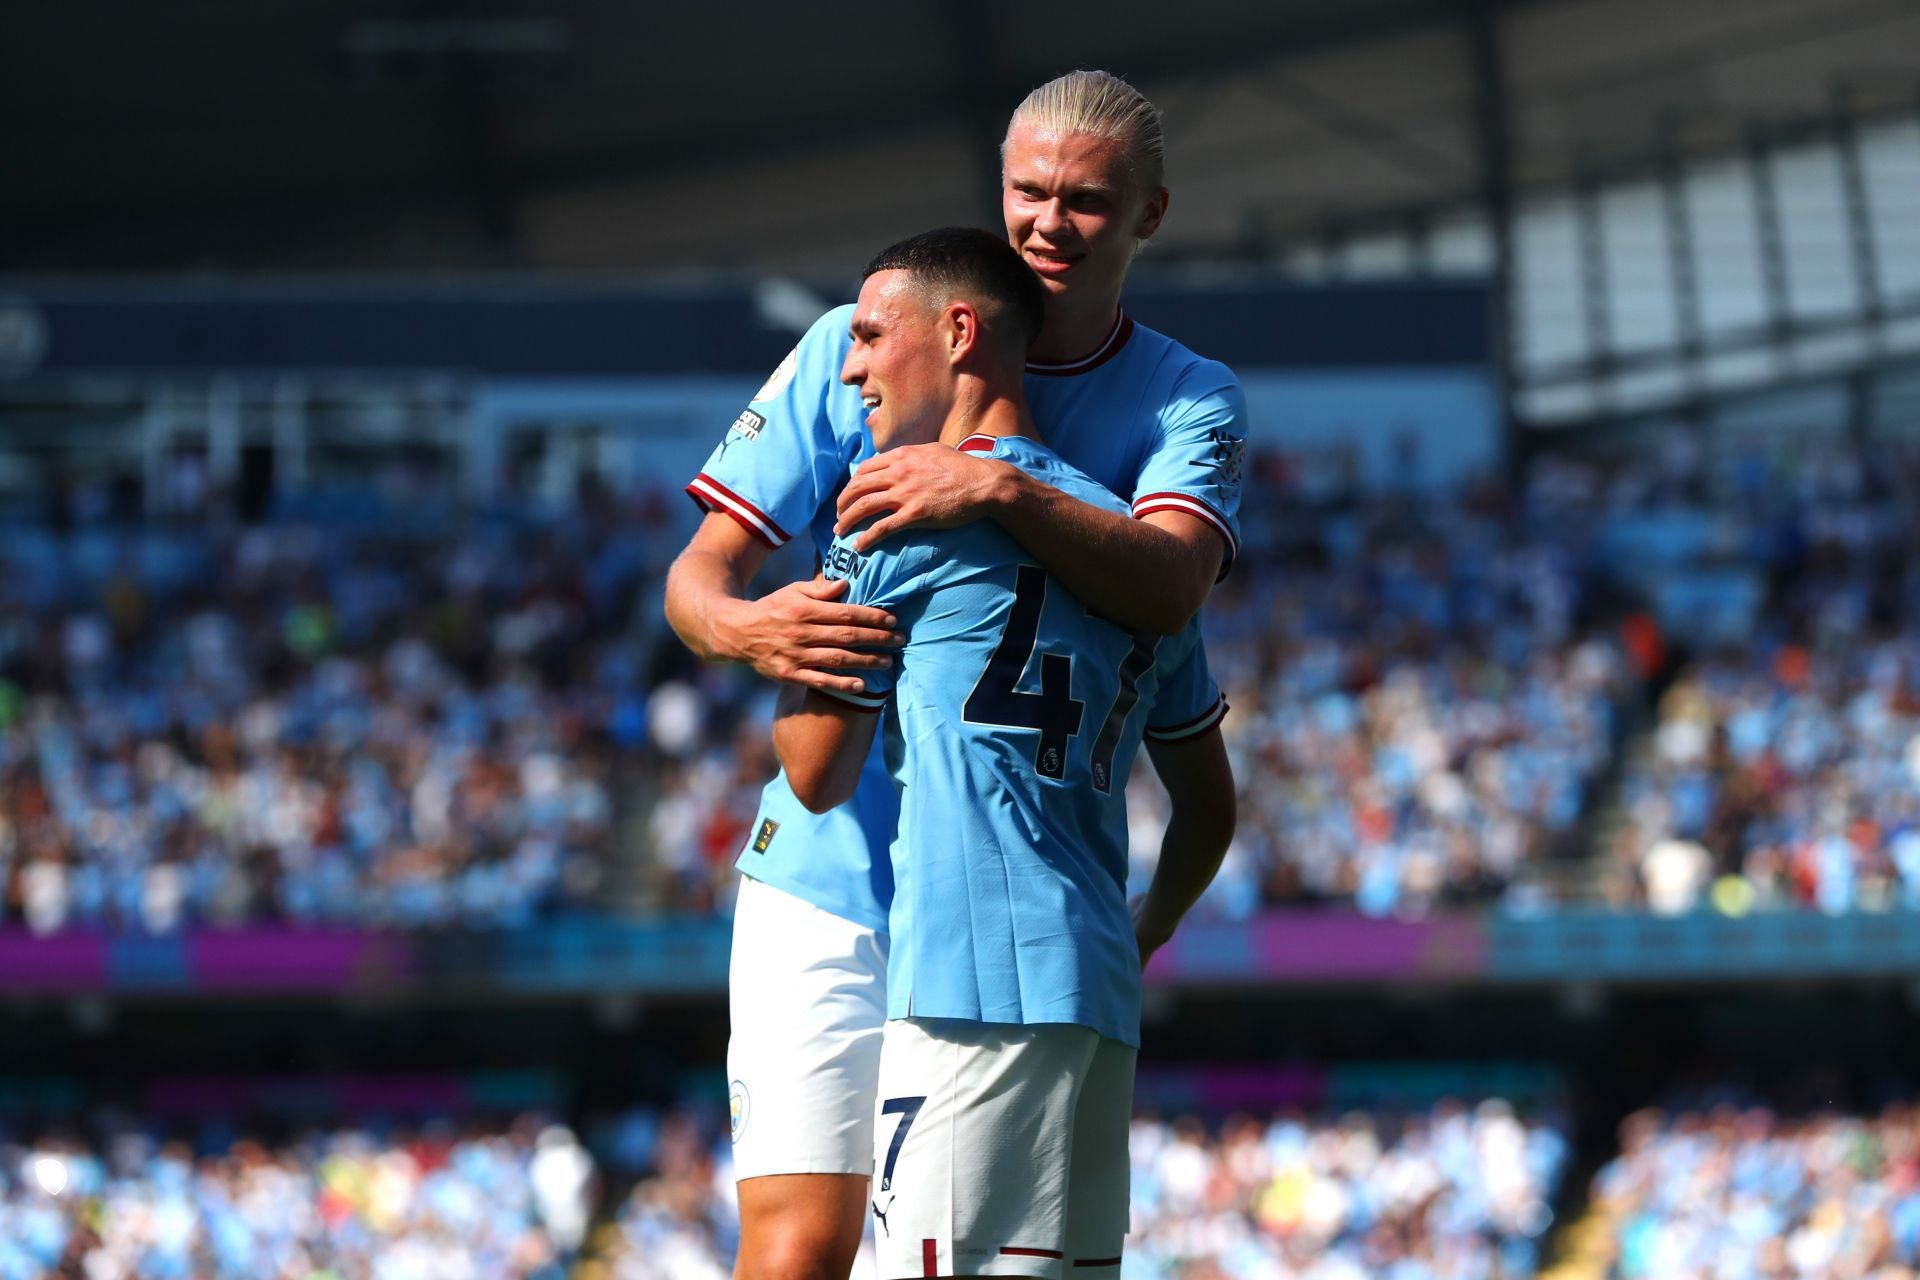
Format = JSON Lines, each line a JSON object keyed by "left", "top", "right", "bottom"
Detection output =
{"left": 1135, "top": 187, "right": 1170, "bottom": 243}
{"left": 944, "top": 301, "right": 982, "bottom": 365}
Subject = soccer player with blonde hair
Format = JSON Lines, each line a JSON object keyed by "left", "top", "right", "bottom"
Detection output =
{"left": 666, "top": 69, "right": 1244, "bottom": 1279}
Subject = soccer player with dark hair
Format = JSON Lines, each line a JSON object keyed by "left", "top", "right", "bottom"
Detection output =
{"left": 774, "top": 225, "right": 1233, "bottom": 1277}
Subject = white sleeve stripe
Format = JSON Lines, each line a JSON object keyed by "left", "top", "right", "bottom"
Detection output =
{"left": 1131, "top": 494, "right": 1240, "bottom": 559}
{"left": 687, "top": 476, "right": 790, "bottom": 548}
{"left": 818, "top": 687, "right": 888, "bottom": 711}
{"left": 1145, "top": 695, "right": 1228, "bottom": 742}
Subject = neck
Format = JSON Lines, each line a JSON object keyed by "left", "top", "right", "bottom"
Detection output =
{"left": 1028, "top": 287, "right": 1124, "bottom": 365}
{"left": 935, "top": 373, "right": 1037, "bottom": 449}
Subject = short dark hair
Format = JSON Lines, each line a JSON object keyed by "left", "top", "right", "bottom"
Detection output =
{"left": 862, "top": 227, "right": 1047, "bottom": 350}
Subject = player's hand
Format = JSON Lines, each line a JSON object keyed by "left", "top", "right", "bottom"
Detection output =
{"left": 834, "top": 444, "right": 1015, "bottom": 552}
{"left": 1130, "top": 893, "right": 1175, "bottom": 969}
{"left": 712, "top": 576, "right": 902, "bottom": 694}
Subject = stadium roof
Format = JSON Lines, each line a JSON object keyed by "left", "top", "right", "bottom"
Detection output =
{"left": 4, "top": 0, "right": 1918, "bottom": 272}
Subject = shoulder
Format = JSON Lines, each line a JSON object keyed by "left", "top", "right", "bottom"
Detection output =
{"left": 755, "top": 305, "right": 854, "bottom": 399}
{"left": 793, "top": 304, "right": 856, "bottom": 360}
{"left": 1129, "top": 319, "right": 1241, "bottom": 402}
{"left": 1005, "top": 441, "right": 1128, "bottom": 518}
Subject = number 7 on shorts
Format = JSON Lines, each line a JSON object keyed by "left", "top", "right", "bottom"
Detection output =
{"left": 878, "top": 1095, "right": 925, "bottom": 1193}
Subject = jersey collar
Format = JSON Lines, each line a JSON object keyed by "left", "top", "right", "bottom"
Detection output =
{"left": 1025, "top": 313, "right": 1134, "bottom": 377}
{"left": 956, "top": 433, "right": 998, "bottom": 454}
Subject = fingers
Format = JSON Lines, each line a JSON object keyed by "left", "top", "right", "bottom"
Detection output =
{"left": 834, "top": 460, "right": 892, "bottom": 515}
{"left": 796, "top": 576, "right": 849, "bottom": 599}
{"left": 792, "top": 605, "right": 899, "bottom": 635}
{"left": 774, "top": 586, "right": 897, "bottom": 632}
{"left": 805, "top": 626, "right": 900, "bottom": 650}
{"left": 833, "top": 606, "right": 900, "bottom": 631}
{"left": 783, "top": 668, "right": 876, "bottom": 696}
{"left": 853, "top": 515, "right": 907, "bottom": 553}
{"left": 835, "top": 493, "right": 899, "bottom": 536}
{"left": 798, "top": 648, "right": 893, "bottom": 671}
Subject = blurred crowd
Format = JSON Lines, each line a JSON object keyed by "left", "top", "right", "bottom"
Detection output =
{"left": 1594, "top": 442, "right": 1920, "bottom": 916}
{"left": 1591, "top": 1099, "right": 1920, "bottom": 1280}
{"left": 0, "top": 504, "right": 709, "bottom": 934}
{"left": 43, "top": 1090, "right": 1920, "bottom": 1280}
{"left": 0, "top": 1115, "right": 594, "bottom": 1280}
{"left": 578, "top": 1107, "right": 742, "bottom": 1280}
{"left": 0, "top": 1097, "right": 1564, "bottom": 1279}
{"left": 1124, "top": 1100, "right": 1568, "bottom": 1280}
{"left": 10, "top": 436, "right": 1920, "bottom": 930}
{"left": 582, "top": 1096, "right": 1568, "bottom": 1280}
{"left": 1132, "top": 470, "right": 1629, "bottom": 920}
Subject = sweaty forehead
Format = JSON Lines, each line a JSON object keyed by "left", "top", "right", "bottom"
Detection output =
{"left": 853, "top": 270, "right": 907, "bottom": 320}
{"left": 854, "top": 270, "right": 934, "bottom": 325}
{"left": 1002, "top": 126, "right": 1129, "bottom": 188}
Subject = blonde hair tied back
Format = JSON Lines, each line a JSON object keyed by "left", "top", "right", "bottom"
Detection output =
{"left": 1005, "top": 69, "right": 1165, "bottom": 193}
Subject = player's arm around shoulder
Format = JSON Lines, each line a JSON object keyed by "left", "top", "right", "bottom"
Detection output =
{"left": 836, "top": 444, "right": 1218, "bottom": 637}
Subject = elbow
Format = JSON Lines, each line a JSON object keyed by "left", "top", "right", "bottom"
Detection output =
{"left": 661, "top": 556, "right": 709, "bottom": 654}
{"left": 1213, "top": 763, "right": 1239, "bottom": 845}
{"left": 1145, "top": 593, "right": 1205, "bottom": 637}
{"left": 1135, "top": 603, "right": 1188, "bottom": 638}
{"left": 786, "top": 758, "right": 854, "bottom": 815}
{"left": 1140, "top": 571, "right": 1213, "bottom": 636}
{"left": 1127, "top": 582, "right": 1204, "bottom": 637}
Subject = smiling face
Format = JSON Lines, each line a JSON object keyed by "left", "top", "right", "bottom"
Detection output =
{"left": 1001, "top": 123, "right": 1166, "bottom": 303}
{"left": 839, "top": 269, "right": 956, "bottom": 452}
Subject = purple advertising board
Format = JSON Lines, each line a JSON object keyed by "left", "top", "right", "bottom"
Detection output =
{"left": 0, "top": 930, "right": 418, "bottom": 993}
{"left": 1146, "top": 913, "right": 1487, "bottom": 984}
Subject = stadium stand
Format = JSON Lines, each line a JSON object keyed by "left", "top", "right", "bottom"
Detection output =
{"left": 1, "top": 463, "right": 1638, "bottom": 929}
{"left": 0, "top": 1114, "right": 595, "bottom": 1279}
{"left": 5, "top": 7, "right": 1920, "bottom": 1276}
{"left": 1583, "top": 1096, "right": 1920, "bottom": 1279}
{"left": 0, "top": 511, "right": 691, "bottom": 932}
{"left": 1598, "top": 441, "right": 1920, "bottom": 916}
{"left": 1145, "top": 467, "right": 1631, "bottom": 918}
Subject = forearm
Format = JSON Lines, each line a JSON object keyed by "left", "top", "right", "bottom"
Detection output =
{"left": 772, "top": 687, "right": 874, "bottom": 814}
{"left": 990, "top": 469, "right": 1211, "bottom": 635}
{"left": 1138, "top": 807, "right": 1235, "bottom": 951}
{"left": 663, "top": 545, "right": 752, "bottom": 662}
{"left": 1137, "top": 730, "right": 1237, "bottom": 954}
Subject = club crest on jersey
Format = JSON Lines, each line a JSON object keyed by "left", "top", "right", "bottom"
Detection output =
{"left": 751, "top": 818, "right": 780, "bottom": 854}
{"left": 729, "top": 1080, "right": 750, "bottom": 1143}
{"left": 1214, "top": 427, "right": 1245, "bottom": 486}
{"left": 730, "top": 409, "right": 766, "bottom": 441}
{"left": 753, "top": 347, "right": 800, "bottom": 403}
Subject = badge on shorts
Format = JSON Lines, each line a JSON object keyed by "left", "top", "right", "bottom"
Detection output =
{"left": 729, "top": 1080, "right": 750, "bottom": 1143}
{"left": 752, "top": 818, "right": 780, "bottom": 854}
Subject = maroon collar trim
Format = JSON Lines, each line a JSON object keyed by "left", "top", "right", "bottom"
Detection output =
{"left": 956, "top": 433, "right": 998, "bottom": 454}
{"left": 1026, "top": 314, "right": 1134, "bottom": 377}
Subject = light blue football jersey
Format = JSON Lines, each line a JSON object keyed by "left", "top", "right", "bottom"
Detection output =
{"left": 687, "top": 305, "right": 1244, "bottom": 932}
{"left": 820, "top": 435, "right": 1227, "bottom": 1047}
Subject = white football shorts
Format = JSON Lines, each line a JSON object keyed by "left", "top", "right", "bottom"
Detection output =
{"left": 868, "top": 1017, "right": 1135, "bottom": 1279}
{"left": 727, "top": 875, "right": 889, "bottom": 1180}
